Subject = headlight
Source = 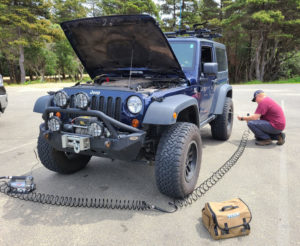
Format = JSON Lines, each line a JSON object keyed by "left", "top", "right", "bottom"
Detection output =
{"left": 74, "top": 92, "right": 90, "bottom": 109}
{"left": 48, "top": 116, "right": 62, "bottom": 132}
{"left": 54, "top": 91, "right": 69, "bottom": 108}
{"left": 88, "top": 122, "right": 103, "bottom": 137}
{"left": 127, "top": 96, "right": 142, "bottom": 114}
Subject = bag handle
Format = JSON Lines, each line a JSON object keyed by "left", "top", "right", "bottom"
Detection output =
{"left": 220, "top": 205, "right": 239, "bottom": 211}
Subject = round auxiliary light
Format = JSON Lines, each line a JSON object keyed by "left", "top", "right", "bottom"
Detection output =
{"left": 88, "top": 122, "right": 103, "bottom": 137}
{"left": 74, "top": 92, "right": 90, "bottom": 109}
{"left": 127, "top": 96, "right": 142, "bottom": 114}
{"left": 54, "top": 91, "right": 69, "bottom": 108}
{"left": 47, "top": 116, "right": 62, "bottom": 132}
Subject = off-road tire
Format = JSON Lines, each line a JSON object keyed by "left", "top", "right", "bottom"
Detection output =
{"left": 211, "top": 97, "right": 233, "bottom": 140}
{"left": 155, "top": 122, "right": 202, "bottom": 198}
{"left": 37, "top": 134, "right": 91, "bottom": 174}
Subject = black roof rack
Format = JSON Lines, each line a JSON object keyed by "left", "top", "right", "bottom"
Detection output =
{"left": 164, "top": 22, "right": 222, "bottom": 40}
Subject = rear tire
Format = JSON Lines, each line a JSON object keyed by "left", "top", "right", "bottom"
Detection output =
{"left": 37, "top": 134, "right": 91, "bottom": 174}
{"left": 211, "top": 97, "right": 233, "bottom": 140}
{"left": 155, "top": 122, "right": 202, "bottom": 198}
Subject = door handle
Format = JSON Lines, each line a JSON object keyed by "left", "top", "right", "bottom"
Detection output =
{"left": 199, "top": 77, "right": 208, "bottom": 83}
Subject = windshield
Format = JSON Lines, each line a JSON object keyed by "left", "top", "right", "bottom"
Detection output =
{"left": 169, "top": 41, "right": 196, "bottom": 70}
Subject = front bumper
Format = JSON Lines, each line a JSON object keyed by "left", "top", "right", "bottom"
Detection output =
{"left": 40, "top": 107, "right": 146, "bottom": 161}
{"left": 0, "top": 94, "right": 8, "bottom": 113}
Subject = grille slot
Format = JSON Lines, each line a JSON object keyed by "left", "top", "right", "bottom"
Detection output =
{"left": 91, "top": 95, "right": 97, "bottom": 110}
{"left": 70, "top": 95, "right": 75, "bottom": 108}
{"left": 107, "top": 97, "right": 113, "bottom": 117}
{"left": 99, "top": 96, "right": 105, "bottom": 112}
{"left": 68, "top": 95, "right": 76, "bottom": 118}
{"left": 115, "top": 97, "right": 121, "bottom": 121}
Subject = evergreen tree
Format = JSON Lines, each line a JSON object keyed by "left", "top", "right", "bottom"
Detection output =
{"left": 159, "top": 0, "right": 181, "bottom": 30}
{"left": 52, "top": 0, "right": 88, "bottom": 80}
{"left": 25, "top": 44, "right": 58, "bottom": 81}
{"left": 159, "top": 0, "right": 200, "bottom": 31}
{"left": 99, "top": 0, "right": 159, "bottom": 17}
{"left": 53, "top": 0, "right": 88, "bottom": 23}
{"left": 86, "top": 0, "right": 103, "bottom": 17}
{"left": 0, "top": 0, "right": 59, "bottom": 83}
{"left": 222, "top": 0, "right": 300, "bottom": 81}
{"left": 199, "top": 0, "right": 219, "bottom": 22}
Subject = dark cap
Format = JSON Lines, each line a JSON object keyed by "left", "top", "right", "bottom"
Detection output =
{"left": 252, "top": 90, "right": 264, "bottom": 102}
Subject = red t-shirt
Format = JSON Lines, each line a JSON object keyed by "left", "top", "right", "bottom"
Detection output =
{"left": 255, "top": 97, "right": 286, "bottom": 130}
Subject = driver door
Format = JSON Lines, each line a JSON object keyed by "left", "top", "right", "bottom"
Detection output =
{"left": 199, "top": 43, "right": 216, "bottom": 121}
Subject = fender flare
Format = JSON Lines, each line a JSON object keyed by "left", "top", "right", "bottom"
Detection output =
{"left": 33, "top": 95, "right": 53, "bottom": 113}
{"left": 211, "top": 84, "right": 232, "bottom": 115}
{"left": 143, "top": 95, "right": 199, "bottom": 126}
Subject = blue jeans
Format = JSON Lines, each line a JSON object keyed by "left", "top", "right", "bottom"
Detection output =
{"left": 247, "top": 120, "right": 282, "bottom": 140}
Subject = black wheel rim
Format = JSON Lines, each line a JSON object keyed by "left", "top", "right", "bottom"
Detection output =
{"left": 227, "top": 106, "right": 233, "bottom": 132}
{"left": 185, "top": 141, "right": 198, "bottom": 183}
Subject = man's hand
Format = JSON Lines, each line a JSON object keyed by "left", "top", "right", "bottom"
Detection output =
{"left": 237, "top": 114, "right": 261, "bottom": 122}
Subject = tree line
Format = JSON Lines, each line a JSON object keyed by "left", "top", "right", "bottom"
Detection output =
{"left": 0, "top": 0, "right": 299, "bottom": 84}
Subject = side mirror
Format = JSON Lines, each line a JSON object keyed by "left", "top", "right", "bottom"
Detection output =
{"left": 203, "top": 63, "right": 218, "bottom": 76}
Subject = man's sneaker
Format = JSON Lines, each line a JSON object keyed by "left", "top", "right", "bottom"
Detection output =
{"left": 255, "top": 139, "right": 272, "bottom": 146}
{"left": 277, "top": 132, "right": 286, "bottom": 145}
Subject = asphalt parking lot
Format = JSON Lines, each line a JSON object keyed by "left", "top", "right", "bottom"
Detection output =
{"left": 0, "top": 83, "right": 299, "bottom": 246}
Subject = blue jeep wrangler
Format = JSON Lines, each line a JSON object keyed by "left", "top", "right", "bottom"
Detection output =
{"left": 34, "top": 15, "right": 233, "bottom": 198}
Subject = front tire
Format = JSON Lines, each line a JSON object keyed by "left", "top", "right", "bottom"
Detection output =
{"left": 155, "top": 122, "right": 202, "bottom": 198}
{"left": 211, "top": 97, "right": 233, "bottom": 140}
{"left": 37, "top": 134, "right": 91, "bottom": 174}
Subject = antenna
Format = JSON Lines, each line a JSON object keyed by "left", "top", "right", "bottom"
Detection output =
{"left": 128, "top": 43, "right": 134, "bottom": 89}
{"left": 179, "top": 0, "right": 183, "bottom": 30}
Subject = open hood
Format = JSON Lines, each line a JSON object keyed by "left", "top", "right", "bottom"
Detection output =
{"left": 61, "top": 15, "right": 187, "bottom": 80}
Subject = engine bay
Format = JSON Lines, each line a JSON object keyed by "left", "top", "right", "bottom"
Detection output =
{"left": 92, "top": 77, "right": 185, "bottom": 93}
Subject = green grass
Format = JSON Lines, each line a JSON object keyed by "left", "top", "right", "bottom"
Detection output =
{"left": 4, "top": 76, "right": 91, "bottom": 86}
{"left": 242, "top": 76, "right": 300, "bottom": 84}
{"left": 4, "top": 80, "right": 74, "bottom": 87}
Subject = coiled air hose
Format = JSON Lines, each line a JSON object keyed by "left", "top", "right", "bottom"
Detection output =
{"left": 0, "top": 130, "right": 250, "bottom": 213}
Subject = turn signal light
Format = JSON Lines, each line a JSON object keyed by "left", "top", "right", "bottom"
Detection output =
{"left": 55, "top": 112, "right": 61, "bottom": 118}
{"left": 132, "top": 119, "right": 139, "bottom": 128}
{"left": 105, "top": 140, "right": 111, "bottom": 148}
{"left": 173, "top": 112, "right": 177, "bottom": 119}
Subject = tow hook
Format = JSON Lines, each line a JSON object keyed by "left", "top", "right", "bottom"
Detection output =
{"left": 73, "top": 141, "right": 81, "bottom": 153}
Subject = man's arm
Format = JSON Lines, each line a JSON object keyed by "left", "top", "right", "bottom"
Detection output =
{"left": 237, "top": 114, "right": 261, "bottom": 122}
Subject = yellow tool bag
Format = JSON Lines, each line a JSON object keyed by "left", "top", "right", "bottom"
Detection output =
{"left": 202, "top": 198, "right": 251, "bottom": 240}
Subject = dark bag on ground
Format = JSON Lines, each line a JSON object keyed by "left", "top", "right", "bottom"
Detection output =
{"left": 202, "top": 198, "right": 251, "bottom": 240}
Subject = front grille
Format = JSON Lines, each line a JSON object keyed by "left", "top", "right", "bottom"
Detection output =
{"left": 68, "top": 95, "right": 122, "bottom": 121}
{"left": 90, "top": 95, "right": 122, "bottom": 121}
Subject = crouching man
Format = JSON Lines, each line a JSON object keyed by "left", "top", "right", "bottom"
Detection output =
{"left": 237, "top": 90, "right": 286, "bottom": 146}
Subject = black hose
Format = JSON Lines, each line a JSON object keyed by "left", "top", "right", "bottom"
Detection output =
{"left": 0, "top": 183, "right": 151, "bottom": 210}
{"left": 0, "top": 130, "right": 249, "bottom": 213}
{"left": 170, "top": 129, "right": 250, "bottom": 210}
